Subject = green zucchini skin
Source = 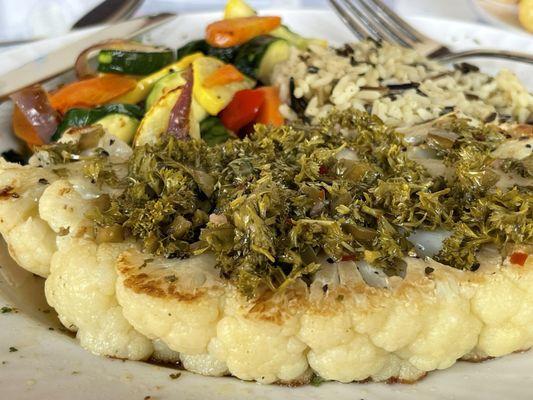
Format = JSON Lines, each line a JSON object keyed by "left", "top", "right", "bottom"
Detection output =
{"left": 145, "top": 72, "right": 186, "bottom": 111}
{"left": 233, "top": 35, "right": 290, "bottom": 83}
{"left": 233, "top": 36, "right": 277, "bottom": 78}
{"left": 54, "top": 104, "right": 144, "bottom": 140}
{"left": 176, "top": 40, "right": 240, "bottom": 64}
{"left": 200, "top": 116, "right": 232, "bottom": 146}
{"left": 97, "top": 50, "right": 174, "bottom": 75}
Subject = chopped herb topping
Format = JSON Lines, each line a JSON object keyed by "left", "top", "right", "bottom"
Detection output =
{"left": 9, "top": 347, "right": 18, "bottom": 353}
{"left": 1, "top": 307, "right": 13, "bottom": 314}
{"left": 169, "top": 372, "right": 182, "bottom": 379}
{"left": 75, "top": 111, "right": 531, "bottom": 298}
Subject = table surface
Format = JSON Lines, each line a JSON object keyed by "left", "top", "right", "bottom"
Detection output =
{"left": 0, "top": 0, "right": 487, "bottom": 44}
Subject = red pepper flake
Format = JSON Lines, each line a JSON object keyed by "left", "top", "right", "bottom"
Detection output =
{"left": 341, "top": 254, "right": 356, "bottom": 262}
{"left": 319, "top": 165, "right": 329, "bottom": 175}
{"left": 510, "top": 252, "right": 528, "bottom": 266}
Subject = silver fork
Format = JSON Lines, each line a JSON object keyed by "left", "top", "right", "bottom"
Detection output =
{"left": 329, "top": 0, "right": 533, "bottom": 64}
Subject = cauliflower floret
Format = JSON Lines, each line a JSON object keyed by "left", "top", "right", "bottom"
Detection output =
{"left": 39, "top": 179, "right": 96, "bottom": 238}
{"left": 299, "top": 290, "right": 389, "bottom": 381}
{"left": 115, "top": 250, "right": 223, "bottom": 355}
{"left": 0, "top": 161, "right": 57, "bottom": 276}
{"left": 181, "top": 350, "right": 229, "bottom": 377}
{"left": 45, "top": 238, "right": 152, "bottom": 360}
{"left": 211, "top": 288, "right": 309, "bottom": 384}
{"left": 0, "top": 161, "right": 56, "bottom": 235}
{"left": 472, "top": 258, "right": 533, "bottom": 357}
{"left": 4, "top": 217, "right": 57, "bottom": 277}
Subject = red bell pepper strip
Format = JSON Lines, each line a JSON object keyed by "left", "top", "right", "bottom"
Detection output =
{"left": 219, "top": 89, "right": 265, "bottom": 135}
{"left": 510, "top": 251, "right": 528, "bottom": 266}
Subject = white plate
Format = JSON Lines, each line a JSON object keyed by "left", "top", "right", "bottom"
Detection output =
{"left": 471, "top": 0, "right": 524, "bottom": 32}
{"left": 1, "top": 9, "right": 533, "bottom": 400}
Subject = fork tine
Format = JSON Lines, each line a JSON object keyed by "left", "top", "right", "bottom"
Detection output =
{"left": 364, "top": 0, "right": 432, "bottom": 44}
{"left": 349, "top": 0, "right": 415, "bottom": 47}
{"left": 337, "top": 0, "right": 383, "bottom": 39}
{"left": 329, "top": 0, "right": 378, "bottom": 41}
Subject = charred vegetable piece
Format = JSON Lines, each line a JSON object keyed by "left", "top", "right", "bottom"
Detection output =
{"left": 203, "top": 64, "right": 244, "bottom": 88}
{"left": 167, "top": 67, "right": 194, "bottom": 140}
{"left": 145, "top": 71, "right": 186, "bottom": 111}
{"left": 98, "top": 49, "right": 174, "bottom": 75}
{"left": 114, "top": 53, "right": 202, "bottom": 105}
{"left": 75, "top": 39, "right": 170, "bottom": 78}
{"left": 219, "top": 89, "right": 264, "bottom": 134}
{"left": 192, "top": 56, "right": 255, "bottom": 115}
{"left": 233, "top": 35, "right": 290, "bottom": 82}
{"left": 54, "top": 103, "right": 143, "bottom": 142}
{"left": 134, "top": 88, "right": 182, "bottom": 146}
{"left": 223, "top": 0, "right": 327, "bottom": 49}
{"left": 206, "top": 16, "right": 281, "bottom": 48}
{"left": 49, "top": 75, "right": 137, "bottom": 114}
{"left": 200, "top": 116, "right": 233, "bottom": 145}
{"left": 177, "top": 39, "right": 240, "bottom": 64}
{"left": 10, "top": 86, "right": 59, "bottom": 146}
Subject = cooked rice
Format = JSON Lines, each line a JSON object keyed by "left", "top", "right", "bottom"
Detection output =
{"left": 272, "top": 40, "right": 533, "bottom": 126}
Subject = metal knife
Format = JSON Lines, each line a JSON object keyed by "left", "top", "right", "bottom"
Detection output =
{"left": 0, "top": 13, "right": 175, "bottom": 100}
{"left": 72, "top": 0, "right": 145, "bottom": 29}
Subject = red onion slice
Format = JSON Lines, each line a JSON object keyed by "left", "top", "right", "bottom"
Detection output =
{"left": 10, "top": 85, "right": 59, "bottom": 145}
{"left": 167, "top": 66, "right": 193, "bottom": 140}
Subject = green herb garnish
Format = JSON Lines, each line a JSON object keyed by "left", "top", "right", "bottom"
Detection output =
{"left": 83, "top": 110, "right": 532, "bottom": 297}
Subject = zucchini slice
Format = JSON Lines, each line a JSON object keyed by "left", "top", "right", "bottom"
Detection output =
{"left": 96, "top": 114, "right": 139, "bottom": 143}
{"left": 134, "top": 88, "right": 204, "bottom": 146}
{"left": 54, "top": 104, "right": 143, "bottom": 142}
{"left": 146, "top": 71, "right": 186, "bottom": 111}
{"left": 271, "top": 25, "right": 328, "bottom": 50}
{"left": 233, "top": 36, "right": 290, "bottom": 84}
{"left": 200, "top": 116, "right": 233, "bottom": 146}
{"left": 192, "top": 56, "right": 255, "bottom": 115}
{"left": 113, "top": 53, "right": 202, "bottom": 104}
{"left": 146, "top": 71, "right": 208, "bottom": 122}
{"left": 98, "top": 49, "right": 175, "bottom": 75}
{"left": 177, "top": 39, "right": 240, "bottom": 64}
{"left": 134, "top": 88, "right": 183, "bottom": 146}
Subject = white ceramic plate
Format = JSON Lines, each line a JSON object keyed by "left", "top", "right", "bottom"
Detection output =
{"left": 1, "top": 9, "right": 533, "bottom": 400}
{"left": 471, "top": 0, "right": 524, "bottom": 32}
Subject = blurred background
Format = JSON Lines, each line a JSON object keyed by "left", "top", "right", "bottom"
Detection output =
{"left": 0, "top": 0, "right": 530, "bottom": 45}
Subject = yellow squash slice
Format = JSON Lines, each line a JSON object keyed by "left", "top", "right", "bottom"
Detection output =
{"left": 115, "top": 53, "right": 203, "bottom": 104}
{"left": 192, "top": 56, "right": 255, "bottom": 115}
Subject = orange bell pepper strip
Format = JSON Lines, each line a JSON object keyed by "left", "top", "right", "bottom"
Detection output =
{"left": 49, "top": 74, "right": 137, "bottom": 114}
{"left": 255, "top": 86, "right": 284, "bottom": 127}
{"left": 206, "top": 16, "right": 281, "bottom": 48}
{"left": 203, "top": 64, "right": 245, "bottom": 88}
{"left": 219, "top": 89, "right": 264, "bottom": 135}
